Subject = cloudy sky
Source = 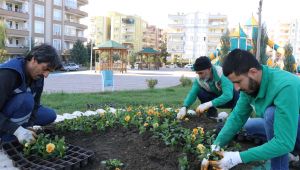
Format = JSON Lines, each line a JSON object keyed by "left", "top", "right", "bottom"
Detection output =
{"left": 83, "top": 0, "right": 300, "bottom": 28}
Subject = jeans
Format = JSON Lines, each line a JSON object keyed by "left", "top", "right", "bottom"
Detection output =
{"left": 1, "top": 92, "right": 56, "bottom": 142}
{"left": 244, "top": 106, "right": 300, "bottom": 170}
{"left": 197, "top": 87, "right": 239, "bottom": 109}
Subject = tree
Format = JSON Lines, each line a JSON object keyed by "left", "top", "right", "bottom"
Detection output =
{"left": 219, "top": 29, "right": 230, "bottom": 65}
{"left": 158, "top": 41, "right": 169, "bottom": 64}
{"left": 0, "top": 20, "right": 8, "bottom": 63}
{"left": 70, "top": 40, "right": 88, "bottom": 65}
{"left": 283, "top": 43, "right": 296, "bottom": 73}
{"left": 252, "top": 25, "right": 269, "bottom": 64}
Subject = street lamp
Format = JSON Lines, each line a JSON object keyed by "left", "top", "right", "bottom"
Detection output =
{"left": 90, "top": 40, "right": 93, "bottom": 71}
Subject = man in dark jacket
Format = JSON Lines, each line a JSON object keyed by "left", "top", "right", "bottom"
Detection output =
{"left": 0, "top": 44, "right": 62, "bottom": 144}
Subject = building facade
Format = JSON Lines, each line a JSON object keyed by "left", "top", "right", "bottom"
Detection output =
{"left": 142, "top": 24, "right": 163, "bottom": 50}
{"left": 89, "top": 16, "right": 110, "bottom": 47}
{"left": 167, "top": 12, "right": 227, "bottom": 63}
{"left": 108, "top": 11, "right": 146, "bottom": 52}
{"left": 0, "top": 0, "right": 88, "bottom": 57}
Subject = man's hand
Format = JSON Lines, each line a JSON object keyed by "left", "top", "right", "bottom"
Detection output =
{"left": 212, "top": 151, "right": 242, "bottom": 170}
{"left": 201, "top": 158, "right": 209, "bottom": 170}
{"left": 176, "top": 107, "right": 187, "bottom": 119}
{"left": 196, "top": 101, "right": 213, "bottom": 115}
{"left": 13, "top": 126, "right": 37, "bottom": 144}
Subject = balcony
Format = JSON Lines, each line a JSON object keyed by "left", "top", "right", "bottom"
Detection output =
{"left": 64, "top": 35, "right": 87, "bottom": 42}
{"left": 64, "top": 20, "right": 88, "bottom": 30}
{"left": 0, "top": 8, "right": 29, "bottom": 20}
{"left": 77, "top": 0, "right": 88, "bottom": 5}
{"left": 6, "top": 46, "right": 29, "bottom": 54}
{"left": 64, "top": 6, "right": 88, "bottom": 17}
{"left": 6, "top": 28, "right": 29, "bottom": 37}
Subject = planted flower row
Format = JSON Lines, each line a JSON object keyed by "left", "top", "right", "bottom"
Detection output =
{"left": 55, "top": 105, "right": 217, "bottom": 163}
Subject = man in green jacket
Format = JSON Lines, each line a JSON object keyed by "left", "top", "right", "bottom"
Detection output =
{"left": 176, "top": 56, "right": 239, "bottom": 119}
{"left": 207, "top": 49, "right": 300, "bottom": 170}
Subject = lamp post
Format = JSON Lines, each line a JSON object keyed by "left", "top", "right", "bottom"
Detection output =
{"left": 90, "top": 40, "right": 93, "bottom": 71}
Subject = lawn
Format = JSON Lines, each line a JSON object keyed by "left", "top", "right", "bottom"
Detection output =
{"left": 41, "top": 85, "right": 200, "bottom": 114}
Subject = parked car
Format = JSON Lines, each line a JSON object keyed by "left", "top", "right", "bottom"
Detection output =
{"left": 166, "top": 64, "right": 178, "bottom": 68}
{"left": 62, "top": 63, "right": 80, "bottom": 71}
{"left": 184, "top": 64, "right": 193, "bottom": 69}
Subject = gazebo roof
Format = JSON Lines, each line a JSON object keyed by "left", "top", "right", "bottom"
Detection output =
{"left": 245, "top": 15, "right": 258, "bottom": 27}
{"left": 138, "top": 47, "right": 160, "bottom": 54}
{"left": 94, "top": 40, "right": 127, "bottom": 50}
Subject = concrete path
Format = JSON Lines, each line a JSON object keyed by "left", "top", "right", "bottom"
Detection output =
{"left": 44, "top": 68, "right": 196, "bottom": 93}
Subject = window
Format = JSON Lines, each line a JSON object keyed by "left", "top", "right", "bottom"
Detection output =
{"left": 53, "top": 39, "right": 61, "bottom": 50}
{"left": 15, "top": 4, "right": 19, "bottom": 12}
{"left": 8, "top": 38, "right": 13, "bottom": 44}
{"left": 64, "top": 26, "right": 76, "bottom": 36}
{"left": 53, "top": 0, "right": 62, "bottom": 6}
{"left": 65, "top": 0, "right": 77, "bottom": 9}
{"left": 6, "top": 3, "right": 12, "bottom": 11}
{"left": 7, "top": 20, "right": 13, "bottom": 28}
{"left": 15, "top": 22, "right": 19, "bottom": 29}
{"left": 34, "top": 21, "right": 44, "bottom": 34}
{"left": 16, "top": 38, "right": 19, "bottom": 45}
{"left": 77, "top": 30, "right": 83, "bottom": 37}
{"left": 53, "top": 9, "right": 62, "bottom": 21}
{"left": 53, "top": 24, "right": 61, "bottom": 35}
{"left": 35, "top": 4, "right": 44, "bottom": 18}
{"left": 34, "top": 37, "right": 44, "bottom": 45}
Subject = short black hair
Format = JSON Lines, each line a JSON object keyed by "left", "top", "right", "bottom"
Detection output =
{"left": 193, "top": 56, "right": 212, "bottom": 71}
{"left": 223, "top": 49, "right": 262, "bottom": 76}
{"left": 25, "top": 44, "right": 62, "bottom": 70}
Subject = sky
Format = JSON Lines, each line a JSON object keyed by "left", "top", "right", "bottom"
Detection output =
{"left": 82, "top": 0, "right": 300, "bottom": 29}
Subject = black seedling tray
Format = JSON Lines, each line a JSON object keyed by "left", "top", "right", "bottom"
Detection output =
{"left": 1, "top": 140, "right": 95, "bottom": 170}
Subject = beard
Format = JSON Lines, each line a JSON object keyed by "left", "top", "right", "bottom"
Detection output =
{"left": 244, "top": 77, "right": 260, "bottom": 97}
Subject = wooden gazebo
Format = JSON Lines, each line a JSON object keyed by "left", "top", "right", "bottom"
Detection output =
{"left": 137, "top": 47, "right": 160, "bottom": 70}
{"left": 94, "top": 40, "right": 128, "bottom": 73}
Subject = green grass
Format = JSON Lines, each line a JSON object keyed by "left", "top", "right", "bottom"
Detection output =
{"left": 41, "top": 85, "right": 201, "bottom": 114}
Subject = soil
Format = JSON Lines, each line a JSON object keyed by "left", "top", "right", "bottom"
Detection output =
{"left": 50, "top": 115, "right": 299, "bottom": 170}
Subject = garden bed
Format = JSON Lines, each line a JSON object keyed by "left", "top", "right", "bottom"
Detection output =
{"left": 50, "top": 112, "right": 262, "bottom": 170}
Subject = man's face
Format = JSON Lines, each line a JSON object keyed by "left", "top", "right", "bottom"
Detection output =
{"left": 196, "top": 68, "right": 211, "bottom": 81}
{"left": 27, "top": 58, "right": 53, "bottom": 80}
{"left": 227, "top": 72, "right": 260, "bottom": 97}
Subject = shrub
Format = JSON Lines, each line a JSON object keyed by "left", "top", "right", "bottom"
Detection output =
{"left": 146, "top": 79, "right": 158, "bottom": 89}
{"left": 179, "top": 76, "right": 192, "bottom": 87}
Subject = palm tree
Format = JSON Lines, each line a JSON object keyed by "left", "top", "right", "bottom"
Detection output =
{"left": 0, "top": 20, "right": 8, "bottom": 63}
{"left": 283, "top": 43, "right": 296, "bottom": 73}
{"left": 219, "top": 29, "right": 230, "bottom": 65}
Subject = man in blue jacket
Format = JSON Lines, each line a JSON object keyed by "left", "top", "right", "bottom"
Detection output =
{"left": 0, "top": 44, "right": 62, "bottom": 144}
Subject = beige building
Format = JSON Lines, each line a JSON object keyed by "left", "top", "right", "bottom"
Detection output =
{"left": 89, "top": 16, "right": 110, "bottom": 47}
{"left": 108, "top": 11, "right": 146, "bottom": 52}
{"left": 142, "top": 24, "right": 163, "bottom": 50}
{"left": 0, "top": 0, "right": 88, "bottom": 57}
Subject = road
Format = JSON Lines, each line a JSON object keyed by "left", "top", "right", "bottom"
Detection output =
{"left": 44, "top": 68, "right": 196, "bottom": 93}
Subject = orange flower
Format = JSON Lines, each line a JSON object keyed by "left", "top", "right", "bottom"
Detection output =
{"left": 184, "top": 117, "right": 189, "bottom": 121}
{"left": 160, "top": 103, "right": 164, "bottom": 108}
{"left": 144, "top": 122, "right": 149, "bottom": 127}
{"left": 127, "top": 106, "right": 132, "bottom": 112}
{"left": 192, "top": 128, "right": 199, "bottom": 135}
{"left": 125, "top": 115, "right": 131, "bottom": 122}
{"left": 46, "top": 143, "right": 55, "bottom": 153}
{"left": 147, "top": 109, "right": 154, "bottom": 115}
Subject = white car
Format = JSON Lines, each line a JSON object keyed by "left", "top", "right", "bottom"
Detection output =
{"left": 184, "top": 64, "right": 193, "bottom": 69}
{"left": 62, "top": 63, "right": 80, "bottom": 71}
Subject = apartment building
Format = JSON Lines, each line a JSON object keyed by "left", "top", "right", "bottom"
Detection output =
{"left": 108, "top": 11, "right": 146, "bottom": 52}
{"left": 89, "top": 16, "right": 110, "bottom": 47}
{"left": 0, "top": 0, "right": 88, "bottom": 57}
{"left": 142, "top": 24, "right": 163, "bottom": 50}
{"left": 167, "top": 12, "right": 227, "bottom": 63}
{"left": 207, "top": 14, "right": 228, "bottom": 54}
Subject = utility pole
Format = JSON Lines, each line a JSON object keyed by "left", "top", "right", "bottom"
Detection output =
{"left": 256, "top": 0, "right": 263, "bottom": 62}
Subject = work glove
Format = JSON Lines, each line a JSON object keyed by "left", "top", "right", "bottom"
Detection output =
{"left": 176, "top": 107, "right": 186, "bottom": 119}
{"left": 13, "top": 126, "right": 37, "bottom": 144}
{"left": 196, "top": 101, "right": 213, "bottom": 115}
{"left": 212, "top": 151, "right": 242, "bottom": 170}
{"left": 200, "top": 145, "right": 221, "bottom": 170}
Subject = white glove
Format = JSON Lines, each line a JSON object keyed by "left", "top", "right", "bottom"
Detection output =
{"left": 217, "top": 151, "right": 242, "bottom": 170}
{"left": 197, "top": 101, "right": 213, "bottom": 113}
{"left": 176, "top": 107, "right": 186, "bottom": 119}
{"left": 211, "top": 144, "right": 221, "bottom": 152}
{"left": 200, "top": 158, "right": 209, "bottom": 170}
{"left": 13, "top": 126, "right": 37, "bottom": 144}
